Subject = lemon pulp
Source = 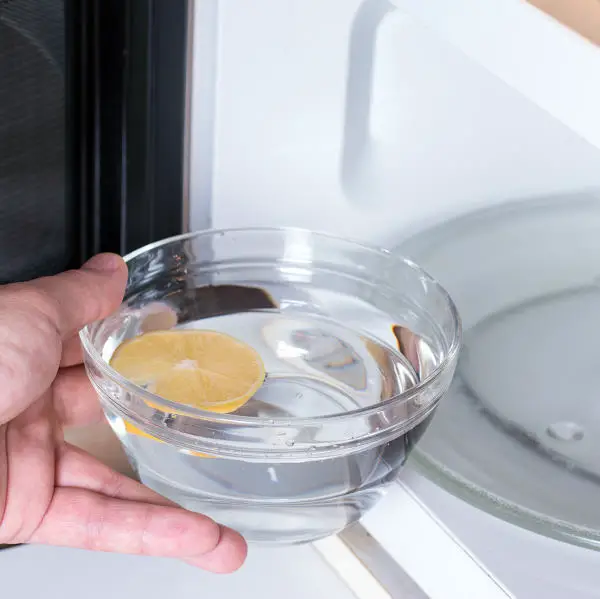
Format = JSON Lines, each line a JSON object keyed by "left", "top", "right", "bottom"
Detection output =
{"left": 109, "top": 329, "right": 265, "bottom": 457}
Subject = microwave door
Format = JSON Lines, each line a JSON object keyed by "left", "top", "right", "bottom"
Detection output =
{"left": 68, "top": 0, "right": 192, "bottom": 259}
{"left": 0, "top": 0, "right": 191, "bottom": 285}
{"left": 0, "top": 0, "right": 76, "bottom": 282}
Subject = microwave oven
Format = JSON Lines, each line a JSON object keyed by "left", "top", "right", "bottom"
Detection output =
{"left": 2, "top": 1, "right": 600, "bottom": 598}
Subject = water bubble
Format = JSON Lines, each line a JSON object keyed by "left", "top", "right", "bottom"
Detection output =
{"left": 546, "top": 421, "right": 584, "bottom": 442}
{"left": 309, "top": 445, "right": 317, "bottom": 452}
{"left": 285, "top": 440, "right": 295, "bottom": 447}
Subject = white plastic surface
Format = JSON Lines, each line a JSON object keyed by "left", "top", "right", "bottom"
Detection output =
{"left": 314, "top": 535, "right": 396, "bottom": 599}
{"left": 0, "top": 544, "right": 356, "bottom": 599}
{"left": 402, "top": 470, "right": 600, "bottom": 599}
{"left": 395, "top": 0, "right": 600, "bottom": 150}
{"left": 361, "top": 480, "right": 514, "bottom": 598}
{"left": 189, "top": 0, "right": 600, "bottom": 245}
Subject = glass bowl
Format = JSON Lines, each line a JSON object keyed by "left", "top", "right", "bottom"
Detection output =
{"left": 80, "top": 228, "right": 461, "bottom": 544}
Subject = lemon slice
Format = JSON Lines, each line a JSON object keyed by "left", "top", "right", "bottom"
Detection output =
{"left": 110, "top": 329, "right": 265, "bottom": 457}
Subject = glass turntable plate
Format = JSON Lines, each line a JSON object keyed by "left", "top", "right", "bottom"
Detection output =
{"left": 398, "top": 194, "right": 600, "bottom": 549}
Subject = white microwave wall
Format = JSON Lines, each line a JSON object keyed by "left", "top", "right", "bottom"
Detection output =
{"left": 188, "top": 0, "right": 600, "bottom": 245}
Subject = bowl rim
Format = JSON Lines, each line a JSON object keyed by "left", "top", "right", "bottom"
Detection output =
{"left": 79, "top": 226, "right": 462, "bottom": 426}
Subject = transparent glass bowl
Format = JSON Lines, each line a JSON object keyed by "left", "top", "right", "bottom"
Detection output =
{"left": 80, "top": 228, "right": 460, "bottom": 544}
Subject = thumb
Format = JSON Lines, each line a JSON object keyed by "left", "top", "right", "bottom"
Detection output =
{"left": 29, "top": 253, "right": 129, "bottom": 339}
{"left": 0, "top": 255, "right": 127, "bottom": 424}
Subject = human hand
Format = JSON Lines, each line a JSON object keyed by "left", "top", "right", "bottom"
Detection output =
{"left": 0, "top": 254, "right": 247, "bottom": 572}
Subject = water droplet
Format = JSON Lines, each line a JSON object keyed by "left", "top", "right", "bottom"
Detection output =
{"left": 295, "top": 392, "right": 303, "bottom": 400}
{"left": 546, "top": 421, "right": 584, "bottom": 442}
{"left": 309, "top": 445, "right": 317, "bottom": 452}
{"left": 285, "top": 440, "right": 295, "bottom": 447}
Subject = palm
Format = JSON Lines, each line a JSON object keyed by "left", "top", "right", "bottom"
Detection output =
{"left": 0, "top": 257, "right": 246, "bottom": 572}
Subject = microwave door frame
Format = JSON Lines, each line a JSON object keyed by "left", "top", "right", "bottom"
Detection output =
{"left": 66, "top": 0, "right": 191, "bottom": 262}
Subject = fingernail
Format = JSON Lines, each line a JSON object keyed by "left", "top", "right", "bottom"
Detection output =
{"left": 82, "top": 253, "right": 124, "bottom": 273}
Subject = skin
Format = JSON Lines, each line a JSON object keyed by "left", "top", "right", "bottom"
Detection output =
{"left": 0, "top": 253, "right": 247, "bottom": 573}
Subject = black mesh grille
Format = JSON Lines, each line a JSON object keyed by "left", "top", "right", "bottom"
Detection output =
{"left": 0, "top": 0, "right": 69, "bottom": 282}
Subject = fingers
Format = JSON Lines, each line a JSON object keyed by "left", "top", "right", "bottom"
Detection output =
{"left": 56, "top": 443, "right": 171, "bottom": 505}
{"left": 60, "top": 336, "right": 84, "bottom": 368}
{"left": 29, "top": 487, "right": 247, "bottom": 573}
{"left": 29, "top": 254, "right": 128, "bottom": 339}
{"left": 0, "top": 398, "right": 56, "bottom": 544}
{"left": 0, "top": 254, "right": 126, "bottom": 425}
{"left": 55, "top": 447, "right": 248, "bottom": 572}
{"left": 185, "top": 527, "right": 249, "bottom": 574}
{"left": 0, "top": 304, "right": 63, "bottom": 424}
{"left": 52, "top": 366, "right": 104, "bottom": 427}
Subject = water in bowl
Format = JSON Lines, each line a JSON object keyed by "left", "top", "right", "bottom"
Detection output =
{"left": 102, "top": 283, "right": 438, "bottom": 544}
